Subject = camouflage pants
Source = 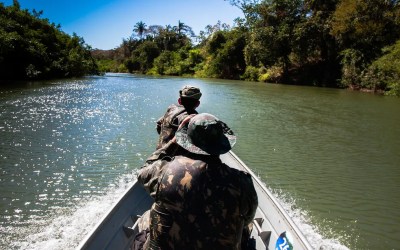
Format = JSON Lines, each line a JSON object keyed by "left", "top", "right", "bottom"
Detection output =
{"left": 138, "top": 210, "right": 151, "bottom": 232}
{"left": 135, "top": 210, "right": 150, "bottom": 250}
{"left": 136, "top": 209, "right": 254, "bottom": 250}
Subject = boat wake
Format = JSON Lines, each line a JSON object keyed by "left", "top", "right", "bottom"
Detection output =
{"left": 8, "top": 174, "right": 136, "bottom": 250}
{"left": 270, "top": 188, "right": 352, "bottom": 250}
{"left": 10, "top": 172, "right": 350, "bottom": 250}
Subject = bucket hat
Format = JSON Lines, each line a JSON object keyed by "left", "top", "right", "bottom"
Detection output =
{"left": 175, "top": 113, "right": 236, "bottom": 155}
{"left": 179, "top": 85, "right": 202, "bottom": 100}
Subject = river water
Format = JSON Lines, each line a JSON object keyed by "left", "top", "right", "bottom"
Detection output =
{"left": 0, "top": 73, "right": 399, "bottom": 249}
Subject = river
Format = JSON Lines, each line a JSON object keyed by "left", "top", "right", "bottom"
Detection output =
{"left": 0, "top": 73, "right": 399, "bottom": 249}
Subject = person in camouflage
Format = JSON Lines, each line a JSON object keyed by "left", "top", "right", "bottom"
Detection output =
{"left": 138, "top": 113, "right": 258, "bottom": 250}
{"left": 156, "top": 85, "right": 202, "bottom": 150}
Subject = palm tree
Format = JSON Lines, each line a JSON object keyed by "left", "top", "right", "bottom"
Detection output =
{"left": 133, "top": 21, "right": 147, "bottom": 39}
{"left": 165, "top": 25, "right": 173, "bottom": 32}
{"left": 173, "top": 20, "right": 195, "bottom": 37}
{"left": 158, "top": 25, "right": 176, "bottom": 50}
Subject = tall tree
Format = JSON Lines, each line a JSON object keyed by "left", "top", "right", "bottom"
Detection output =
{"left": 147, "top": 25, "right": 163, "bottom": 38}
{"left": 174, "top": 20, "right": 195, "bottom": 37}
{"left": 331, "top": 0, "right": 400, "bottom": 60}
{"left": 330, "top": 0, "right": 400, "bottom": 88}
{"left": 241, "top": 0, "right": 305, "bottom": 73}
{"left": 133, "top": 21, "right": 147, "bottom": 39}
{"left": 290, "top": 0, "right": 340, "bottom": 86}
{"left": 0, "top": 3, "right": 97, "bottom": 81}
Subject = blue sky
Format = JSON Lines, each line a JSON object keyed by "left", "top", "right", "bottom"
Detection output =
{"left": 2, "top": 0, "right": 244, "bottom": 50}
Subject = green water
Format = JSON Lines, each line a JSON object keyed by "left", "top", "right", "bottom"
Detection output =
{"left": 0, "top": 74, "right": 399, "bottom": 249}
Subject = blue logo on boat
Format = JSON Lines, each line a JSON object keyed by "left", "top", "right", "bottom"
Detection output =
{"left": 275, "top": 231, "right": 293, "bottom": 250}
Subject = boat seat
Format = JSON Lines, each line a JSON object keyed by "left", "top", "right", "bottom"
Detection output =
{"left": 254, "top": 217, "right": 271, "bottom": 243}
{"left": 251, "top": 207, "right": 274, "bottom": 249}
{"left": 252, "top": 217, "right": 272, "bottom": 249}
{"left": 122, "top": 215, "right": 141, "bottom": 238}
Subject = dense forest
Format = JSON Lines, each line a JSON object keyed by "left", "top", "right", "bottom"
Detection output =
{"left": 93, "top": 0, "right": 400, "bottom": 96}
{"left": 0, "top": 1, "right": 98, "bottom": 81}
{"left": 1, "top": 0, "right": 399, "bottom": 96}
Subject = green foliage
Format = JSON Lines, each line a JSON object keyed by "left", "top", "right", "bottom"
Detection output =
{"left": 339, "top": 49, "right": 365, "bottom": 88}
{"left": 152, "top": 51, "right": 179, "bottom": 75}
{"left": 96, "top": 59, "right": 127, "bottom": 73}
{"left": 362, "top": 40, "right": 400, "bottom": 96}
{"left": 176, "top": 48, "right": 203, "bottom": 76}
{"left": 241, "top": 64, "right": 283, "bottom": 83}
{"left": 23, "top": 0, "right": 395, "bottom": 95}
{"left": 133, "top": 21, "right": 147, "bottom": 39}
{"left": 128, "top": 41, "right": 160, "bottom": 73}
{"left": 331, "top": 0, "right": 400, "bottom": 62}
{"left": 207, "top": 32, "right": 227, "bottom": 55}
{"left": 258, "top": 72, "right": 270, "bottom": 82}
{"left": 202, "top": 30, "right": 246, "bottom": 79}
{"left": 0, "top": 2, "right": 98, "bottom": 81}
{"left": 242, "top": 0, "right": 306, "bottom": 72}
{"left": 262, "top": 65, "right": 283, "bottom": 83}
{"left": 293, "top": 1, "right": 338, "bottom": 63}
{"left": 187, "top": 49, "right": 203, "bottom": 66}
{"left": 124, "top": 58, "right": 141, "bottom": 72}
{"left": 174, "top": 20, "right": 195, "bottom": 37}
{"left": 241, "top": 66, "right": 260, "bottom": 81}
{"left": 150, "top": 47, "right": 204, "bottom": 76}
{"left": 244, "top": 26, "right": 276, "bottom": 67}
{"left": 117, "top": 63, "right": 128, "bottom": 73}
{"left": 97, "top": 0, "right": 400, "bottom": 95}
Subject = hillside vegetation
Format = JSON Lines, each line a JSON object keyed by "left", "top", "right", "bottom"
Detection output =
{"left": 1, "top": 0, "right": 399, "bottom": 96}
{"left": 0, "top": 1, "right": 98, "bottom": 81}
{"left": 93, "top": 0, "right": 400, "bottom": 96}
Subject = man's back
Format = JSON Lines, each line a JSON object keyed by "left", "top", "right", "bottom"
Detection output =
{"left": 146, "top": 155, "right": 258, "bottom": 250}
{"left": 156, "top": 104, "right": 196, "bottom": 149}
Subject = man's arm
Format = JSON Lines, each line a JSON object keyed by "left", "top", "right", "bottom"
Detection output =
{"left": 137, "top": 140, "right": 178, "bottom": 196}
{"left": 156, "top": 116, "right": 163, "bottom": 134}
{"left": 138, "top": 159, "right": 165, "bottom": 197}
{"left": 242, "top": 174, "right": 258, "bottom": 225}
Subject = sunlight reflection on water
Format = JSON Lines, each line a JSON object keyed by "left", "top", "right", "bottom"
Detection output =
{"left": 1, "top": 74, "right": 399, "bottom": 249}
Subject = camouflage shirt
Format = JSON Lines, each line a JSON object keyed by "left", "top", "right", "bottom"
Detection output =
{"left": 156, "top": 104, "right": 197, "bottom": 150}
{"left": 138, "top": 143, "right": 258, "bottom": 250}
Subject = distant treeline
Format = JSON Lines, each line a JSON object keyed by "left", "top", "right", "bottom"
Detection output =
{"left": 1, "top": 1, "right": 399, "bottom": 96}
{"left": 0, "top": 1, "right": 98, "bottom": 81}
{"left": 93, "top": 0, "right": 400, "bottom": 96}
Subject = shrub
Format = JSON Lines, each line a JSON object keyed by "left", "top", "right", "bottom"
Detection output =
{"left": 260, "top": 65, "right": 283, "bottom": 83}
{"left": 339, "top": 49, "right": 366, "bottom": 88}
{"left": 241, "top": 66, "right": 260, "bottom": 81}
{"left": 362, "top": 40, "right": 400, "bottom": 96}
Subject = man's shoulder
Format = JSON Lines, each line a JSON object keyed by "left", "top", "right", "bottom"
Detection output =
{"left": 170, "top": 155, "right": 204, "bottom": 167}
{"left": 157, "top": 103, "right": 178, "bottom": 123}
{"left": 165, "top": 103, "right": 183, "bottom": 112}
{"left": 164, "top": 156, "right": 208, "bottom": 175}
{"left": 163, "top": 104, "right": 186, "bottom": 121}
{"left": 159, "top": 103, "right": 180, "bottom": 117}
{"left": 221, "top": 164, "right": 255, "bottom": 186}
{"left": 222, "top": 163, "right": 251, "bottom": 176}
{"left": 166, "top": 103, "right": 177, "bottom": 108}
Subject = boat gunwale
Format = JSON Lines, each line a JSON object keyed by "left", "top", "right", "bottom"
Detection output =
{"left": 227, "top": 151, "right": 313, "bottom": 249}
{"left": 75, "top": 181, "right": 140, "bottom": 250}
{"left": 76, "top": 151, "right": 313, "bottom": 250}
